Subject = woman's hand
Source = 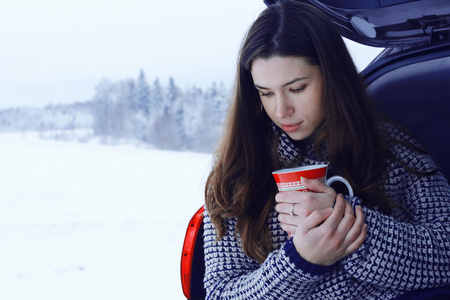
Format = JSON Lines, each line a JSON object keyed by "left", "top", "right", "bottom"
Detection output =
{"left": 275, "top": 178, "right": 367, "bottom": 265}
{"left": 275, "top": 177, "right": 336, "bottom": 235}
{"left": 293, "top": 195, "right": 367, "bottom": 266}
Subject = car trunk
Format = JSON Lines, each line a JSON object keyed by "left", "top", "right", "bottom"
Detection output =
{"left": 264, "top": 0, "right": 450, "bottom": 180}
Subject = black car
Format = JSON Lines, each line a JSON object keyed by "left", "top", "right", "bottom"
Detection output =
{"left": 181, "top": 0, "right": 450, "bottom": 299}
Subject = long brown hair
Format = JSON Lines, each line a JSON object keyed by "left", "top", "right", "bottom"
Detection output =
{"left": 205, "top": 1, "right": 393, "bottom": 263}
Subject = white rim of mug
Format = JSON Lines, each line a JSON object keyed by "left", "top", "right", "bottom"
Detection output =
{"left": 272, "top": 164, "right": 328, "bottom": 174}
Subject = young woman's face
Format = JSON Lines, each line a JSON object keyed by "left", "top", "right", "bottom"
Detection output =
{"left": 251, "top": 56, "right": 325, "bottom": 141}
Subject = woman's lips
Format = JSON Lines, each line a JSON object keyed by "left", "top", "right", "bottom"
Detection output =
{"left": 281, "top": 122, "right": 302, "bottom": 133}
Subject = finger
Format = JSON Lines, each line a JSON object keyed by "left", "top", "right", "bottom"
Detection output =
{"left": 278, "top": 213, "right": 299, "bottom": 235}
{"left": 301, "top": 177, "right": 334, "bottom": 194}
{"left": 335, "top": 198, "right": 357, "bottom": 234}
{"left": 278, "top": 211, "right": 297, "bottom": 225}
{"left": 275, "top": 191, "right": 302, "bottom": 204}
{"left": 298, "top": 207, "right": 333, "bottom": 234}
{"left": 344, "top": 223, "right": 368, "bottom": 256}
{"left": 279, "top": 223, "right": 297, "bottom": 235}
{"left": 322, "top": 194, "right": 346, "bottom": 231}
{"left": 342, "top": 206, "right": 365, "bottom": 245}
{"left": 352, "top": 205, "right": 365, "bottom": 231}
{"left": 276, "top": 202, "right": 298, "bottom": 215}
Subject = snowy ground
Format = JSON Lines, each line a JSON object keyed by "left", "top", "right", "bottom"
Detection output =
{"left": 0, "top": 132, "right": 213, "bottom": 300}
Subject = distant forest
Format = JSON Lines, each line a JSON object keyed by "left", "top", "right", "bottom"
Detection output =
{"left": 0, "top": 70, "right": 230, "bottom": 153}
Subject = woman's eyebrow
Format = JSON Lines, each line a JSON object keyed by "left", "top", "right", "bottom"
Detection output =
{"left": 254, "top": 77, "right": 308, "bottom": 90}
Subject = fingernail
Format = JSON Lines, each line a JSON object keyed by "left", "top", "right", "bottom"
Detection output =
{"left": 301, "top": 177, "right": 309, "bottom": 183}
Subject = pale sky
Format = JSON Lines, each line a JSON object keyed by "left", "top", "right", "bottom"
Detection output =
{"left": 0, "top": 0, "right": 382, "bottom": 109}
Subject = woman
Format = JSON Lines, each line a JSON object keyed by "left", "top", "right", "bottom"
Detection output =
{"left": 203, "top": 1, "right": 450, "bottom": 299}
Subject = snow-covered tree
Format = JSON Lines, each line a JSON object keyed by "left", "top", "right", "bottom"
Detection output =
{"left": 150, "top": 78, "right": 164, "bottom": 118}
{"left": 137, "top": 70, "right": 151, "bottom": 117}
{"left": 165, "top": 77, "right": 178, "bottom": 115}
{"left": 34, "top": 71, "right": 233, "bottom": 152}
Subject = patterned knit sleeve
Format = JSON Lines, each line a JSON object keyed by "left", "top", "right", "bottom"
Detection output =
{"left": 203, "top": 210, "right": 335, "bottom": 299}
{"left": 341, "top": 141, "right": 450, "bottom": 293}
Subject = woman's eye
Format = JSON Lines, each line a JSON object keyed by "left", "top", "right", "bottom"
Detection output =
{"left": 291, "top": 86, "right": 306, "bottom": 93}
{"left": 260, "top": 91, "right": 273, "bottom": 97}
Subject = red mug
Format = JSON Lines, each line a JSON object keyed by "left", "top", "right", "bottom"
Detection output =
{"left": 272, "top": 164, "right": 353, "bottom": 196}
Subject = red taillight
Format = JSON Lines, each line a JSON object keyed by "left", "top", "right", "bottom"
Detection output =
{"left": 181, "top": 206, "right": 205, "bottom": 299}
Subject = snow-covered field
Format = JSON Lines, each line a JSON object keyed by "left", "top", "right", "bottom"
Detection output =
{"left": 0, "top": 132, "right": 213, "bottom": 300}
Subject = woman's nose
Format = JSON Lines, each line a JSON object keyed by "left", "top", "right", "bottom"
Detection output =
{"left": 276, "top": 94, "right": 294, "bottom": 118}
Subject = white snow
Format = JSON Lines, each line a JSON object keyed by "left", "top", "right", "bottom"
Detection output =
{"left": 0, "top": 132, "right": 213, "bottom": 300}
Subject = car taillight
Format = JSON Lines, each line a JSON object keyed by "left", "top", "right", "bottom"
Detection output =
{"left": 181, "top": 206, "right": 205, "bottom": 299}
